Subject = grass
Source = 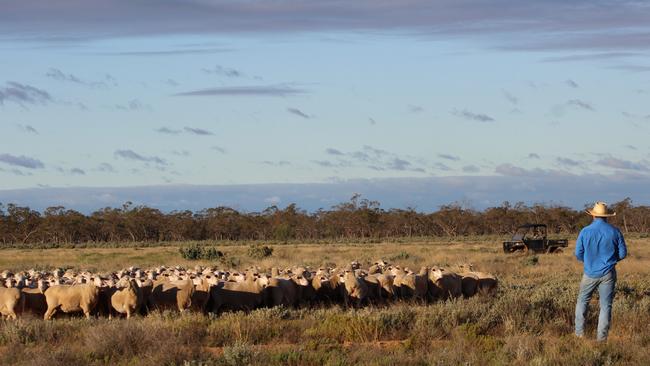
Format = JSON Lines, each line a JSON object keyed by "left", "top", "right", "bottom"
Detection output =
{"left": 1, "top": 237, "right": 650, "bottom": 365}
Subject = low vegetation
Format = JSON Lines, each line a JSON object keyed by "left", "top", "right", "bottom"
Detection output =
{"left": 1, "top": 237, "right": 649, "bottom": 365}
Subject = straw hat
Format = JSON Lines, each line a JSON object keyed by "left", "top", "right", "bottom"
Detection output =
{"left": 586, "top": 201, "right": 616, "bottom": 217}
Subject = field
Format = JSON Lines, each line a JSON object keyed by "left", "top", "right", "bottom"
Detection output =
{"left": 1, "top": 237, "right": 650, "bottom": 365}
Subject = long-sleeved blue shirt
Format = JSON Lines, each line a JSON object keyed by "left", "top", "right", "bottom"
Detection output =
{"left": 575, "top": 218, "right": 627, "bottom": 278}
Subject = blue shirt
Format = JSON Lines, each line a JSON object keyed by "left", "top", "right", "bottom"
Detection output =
{"left": 575, "top": 218, "right": 627, "bottom": 278}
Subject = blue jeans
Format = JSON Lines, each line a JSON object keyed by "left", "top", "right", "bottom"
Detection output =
{"left": 574, "top": 269, "right": 616, "bottom": 341}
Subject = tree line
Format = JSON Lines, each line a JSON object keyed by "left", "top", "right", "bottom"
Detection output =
{"left": 0, "top": 195, "right": 647, "bottom": 245}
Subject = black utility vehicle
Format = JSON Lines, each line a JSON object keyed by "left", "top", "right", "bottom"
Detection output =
{"left": 502, "top": 224, "right": 568, "bottom": 254}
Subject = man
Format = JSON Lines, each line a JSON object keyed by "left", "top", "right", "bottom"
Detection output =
{"left": 574, "top": 201, "right": 627, "bottom": 342}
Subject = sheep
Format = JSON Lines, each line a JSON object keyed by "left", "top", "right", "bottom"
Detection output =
{"left": 0, "top": 287, "right": 22, "bottom": 319}
{"left": 110, "top": 278, "right": 142, "bottom": 318}
{"left": 43, "top": 284, "right": 100, "bottom": 320}
{"left": 210, "top": 271, "right": 266, "bottom": 313}
{"left": 428, "top": 267, "right": 463, "bottom": 300}
{"left": 148, "top": 279, "right": 195, "bottom": 313}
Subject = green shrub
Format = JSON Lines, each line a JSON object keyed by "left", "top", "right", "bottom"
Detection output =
{"left": 179, "top": 244, "right": 224, "bottom": 261}
{"left": 247, "top": 244, "right": 273, "bottom": 259}
{"left": 523, "top": 255, "right": 539, "bottom": 266}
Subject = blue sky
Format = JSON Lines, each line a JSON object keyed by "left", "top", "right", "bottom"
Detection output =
{"left": 1, "top": 1, "right": 650, "bottom": 212}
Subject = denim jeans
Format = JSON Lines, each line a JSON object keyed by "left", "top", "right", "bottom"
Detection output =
{"left": 574, "top": 268, "right": 616, "bottom": 341}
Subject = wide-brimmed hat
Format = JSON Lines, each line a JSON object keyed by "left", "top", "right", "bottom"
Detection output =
{"left": 586, "top": 201, "right": 616, "bottom": 217}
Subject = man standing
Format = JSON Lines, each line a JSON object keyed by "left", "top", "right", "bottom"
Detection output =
{"left": 575, "top": 201, "right": 627, "bottom": 342}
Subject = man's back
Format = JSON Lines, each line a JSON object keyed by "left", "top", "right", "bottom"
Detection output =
{"left": 575, "top": 218, "right": 627, "bottom": 278}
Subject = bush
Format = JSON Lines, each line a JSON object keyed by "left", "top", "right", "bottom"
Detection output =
{"left": 179, "top": 244, "right": 224, "bottom": 261}
{"left": 247, "top": 244, "right": 273, "bottom": 259}
{"left": 523, "top": 255, "right": 539, "bottom": 266}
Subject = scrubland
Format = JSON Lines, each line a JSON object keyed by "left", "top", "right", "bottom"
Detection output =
{"left": 1, "top": 236, "right": 649, "bottom": 365}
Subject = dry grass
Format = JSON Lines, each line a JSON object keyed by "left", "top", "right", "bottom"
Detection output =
{"left": 1, "top": 237, "right": 649, "bottom": 365}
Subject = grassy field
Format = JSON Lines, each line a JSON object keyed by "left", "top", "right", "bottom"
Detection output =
{"left": 1, "top": 237, "right": 649, "bottom": 365}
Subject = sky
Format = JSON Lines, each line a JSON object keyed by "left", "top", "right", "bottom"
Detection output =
{"left": 1, "top": 1, "right": 650, "bottom": 212}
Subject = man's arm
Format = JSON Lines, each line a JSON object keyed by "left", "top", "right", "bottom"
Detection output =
{"left": 575, "top": 230, "right": 585, "bottom": 262}
{"left": 617, "top": 229, "right": 627, "bottom": 261}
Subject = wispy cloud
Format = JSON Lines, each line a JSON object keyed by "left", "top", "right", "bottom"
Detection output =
{"left": 287, "top": 107, "right": 311, "bottom": 119}
{"left": 0, "top": 82, "right": 52, "bottom": 106}
{"left": 212, "top": 146, "right": 227, "bottom": 154}
{"left": 528, "top": 153, "right": 541, "bottom": 159}
{"left": 156, "top": 127, "right": 182, "bottom": 135}
{"left": 438, "top": 153, "right": 460, "bottom": 161}
{"left": 597, "top": 157, "right": 648, "bottom": 171}
{"left": 97, "top": 162, "right": 116, "bottom": 173}
{"left": 45, "top": 68, "right": 107, "bottom": 88}
{"left": 608, "top": 65, "right": 650, "bottom": 73}
{"left": 326, "top": 148, "right": 344, "bottom": 156}
{"left": 114, "top": 99, "right": 150, "bottom": 111}
{"left": 408, "top": 104, "right": 424, "bottom": 113}
{"left": 114, "top": 149, "right": 166, "bottom": 165}
{"left": 502, "top": 90, "right": 519, "bottom": 105}
{"left": 452, "top": 109, "right": 495, "bottom": 122}
{"left": 462, "top": 165, "right": 480, "bottom": 173}
{"left": 556, "top": 157, "right": 582, "bottom": 167}
{"left": 261, "top": 160, "right": 291, "bottom": 167}
{"left": 174, "top": 85, "right": 307, "bottom": 97}
{"left": 18, "top": 124, "right": 39, "bottom": 134}
{"left": 202, "top": 65, "right": 244, "bottom": 78}
{"left": 567, "top": 99, "right": 595, "bottom": 111}
{"left": 541, "top": 52, "right": 641, "bottom": 63}
{"left": 566, "top": 79, "right": 579, "bottom": 88}
{"left": 96, "top": 48, "right": 230, "bottom": 56}
{"left": 184, "top": 126, "right": 214, "bottom": 136}
{"left": 0, "top": 153, "right": 45, "bottom": 169}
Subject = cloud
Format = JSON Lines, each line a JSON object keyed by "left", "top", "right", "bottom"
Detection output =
{"left": 0, "top": 82, "right": 52, "bottom": 106}
{"left": 541, "top": 52, "right": 641, "bottom": 63}
{"left": 368, "top": 117, "right": 377, "bottom": 125}
{"left": 408, "top": 105, "right": 424, "bottom": 113}
{"left": 70, "top": 168, "right": 86, "bottom": 175}
{"left": 438, "top": 153, "right": 460, "bottom": 161}
{"left": 261, "top": 160, "right": 291, "bottom": 167}
{"left": 97, "top": 162, "right": 116, "bottom": 172}
{"left": 5, "top": 1, "right": 650, "bottom": 53}
{"left": 452, "top": 109, "right": 495, "bottom": 122}
{"left": 502, "top": 90, "right": 519, "bottom": 105}
{"left": 528, "top": 153, "right": 541, "bottom": 159}
{"left": 184, "top": 126, "right": 214, "bottom": 136}
{"left": 18, "top": 124, "right": 39, "bottom": 134}
{"left": 114, "top": 149, "right": 166, "bottom": 165}
{"left": 171, "top": 150, "right": 190, "bottom": 157}
{"left": 212, "top": 146, "right": 227, "bottom": 154}
{"left": 597, "top": 157, "right": 648, "bottom": 171}
{"left": 264, "top": 196, "right": 281, "bottom": 205}
{"left": 95, "top": 47, "right": 230, "bottom": 56}
{"left": 114, "top": 99, "right": 150, "bottom": 111}
{"left": 494, "top": 163, "right": 564, "bottom": 177}
{"left": 567, "top": 99, "right": 595, "bottom": 111}
{"left": 326, "top": 148, "right": 344, "bottom": 156}
{"left": 462, "top": 165, "right": 480, "bottom": 173}
{"left": 608, "top": 65, "right": 650, "bottom": 73}
{"left": 45, "top": 68, "right": 107, "bottom": 88}
{"left": 202, "top": 65, "right": 244, "bottom": 78}
{"left": 174, "top": 85, "right": 307, "bottom": 97}
{"left": 566, "top": 79, "right": 579, "bottom": 88}
{"left": 156, "top": 127, "right": 182, "bottom": 134}
{"left": 556, "top": 157, "right": 582, "bottom": 167}
{"left": 287, "top": 107, "right": 311, "bottom": 119}
{"left": 0, "top": 153, "right": 45, "bottom": 169}
{"left": 433, "top": 162, "right": 452, "bottom": 171}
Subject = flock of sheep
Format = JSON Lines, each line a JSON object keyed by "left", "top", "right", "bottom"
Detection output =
{"left": 0, "top": 260, "right": 498, "bottom": 320}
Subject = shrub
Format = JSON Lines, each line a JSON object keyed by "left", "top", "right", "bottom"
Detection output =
{"left": 523, "top": 255, "right": 539, "bottom": 266}
{"left": 247, "top": 244, "right": 273, "bottom": 259}
{"left": 179, "top": 244, "right": 224, "bottom": 261}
